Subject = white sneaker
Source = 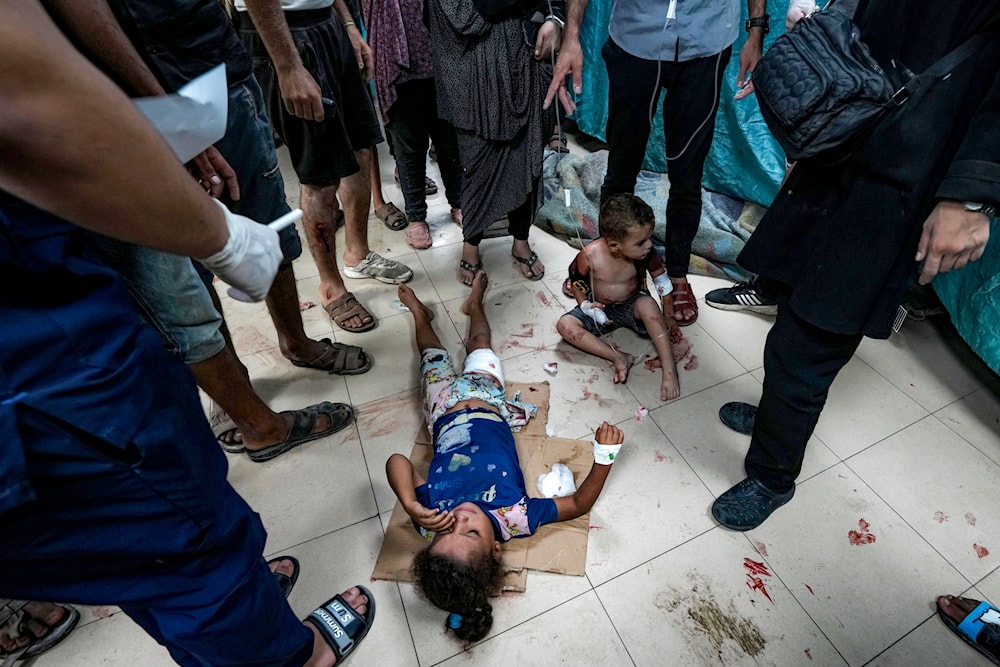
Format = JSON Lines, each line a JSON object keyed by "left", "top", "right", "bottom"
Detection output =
{"left": 343, "top": 251, "right": 413, "bottom": 284}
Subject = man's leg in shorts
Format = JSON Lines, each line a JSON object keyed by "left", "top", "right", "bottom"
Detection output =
{"left": 89, "top": 237, "right": 339, "bottom": 454}
{"left": 214, "top": 79, "right": 344, "bottom": 367}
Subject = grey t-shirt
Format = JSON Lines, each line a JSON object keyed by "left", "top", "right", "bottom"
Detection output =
{"left": 609, "top": 0, "right": 741, "bottom": 61}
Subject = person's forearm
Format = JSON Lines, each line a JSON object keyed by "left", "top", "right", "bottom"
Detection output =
{"left": 243, "top": 0, "right": 306, "bottom": 76}
{"left": 564, "top": 0, "right": 589, "bottom": 37}
{"left": 44, "top": 0, "right": 166, "bottom": 96}
{"left": 0, "top": 0, "right": 227, "bottom": 257}
{"left": 747, "top": 0, "right": 767, "bottom": 19}
{"left": 386, "top": 454, "right": 419, "bottom": 506}
{"left": 332, "top": 0, "right": 353, "bottom": 26}
{"left": 556, "top": 462, "right": 612, "bottom": 520}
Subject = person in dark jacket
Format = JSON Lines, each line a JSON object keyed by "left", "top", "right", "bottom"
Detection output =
{"left": 709, "top": 0, "right": 1000, "bottom": 531}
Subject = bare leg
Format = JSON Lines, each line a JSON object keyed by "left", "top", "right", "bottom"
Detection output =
{"left": 370, "top": 145, "right": 387, "bottom": 210}
{"left": 556, "top": 314, "right": 634, "bottom": 383}
{"left": 459, "top": 241, "right": 481, "bottom": 286}
{"left": 460, "top": 271, "right": 491, "bottom": 353}
{"left": 398, "top": 284, "right": 441, "bottom": 352}
{"left": 300, "top": 182, "right": 372, "bottom": 331}
{"left": 341, "top": 147, "right": 374, "bottom": 267}
{"left": 266, "top": 264, "right": 339, "bottom": 361}
{"left": 635, "top": 295, "right": 680, "bottom": 400}
{"left": 189, "top": 346, "right": 331, "bottom": 450}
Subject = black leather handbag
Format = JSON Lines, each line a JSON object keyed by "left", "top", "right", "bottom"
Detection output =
{"left": 753, "top": 3, "right": 990, "bottom": 163}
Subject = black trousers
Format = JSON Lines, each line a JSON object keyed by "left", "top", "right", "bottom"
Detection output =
{"left": 745, "top": 293, "right": 863, "bottom": 492}
{"left": 601, "top": 38, "right": 730, "bottom": 277}
{"left": 385, "top": 78, "right": 463, "bottom": 219}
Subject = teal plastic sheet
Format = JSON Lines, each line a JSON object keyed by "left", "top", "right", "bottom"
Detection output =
{"left": 572, "top": 0, "right": 789, "bottom": 206}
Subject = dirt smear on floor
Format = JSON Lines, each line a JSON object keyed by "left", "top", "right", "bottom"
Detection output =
{"left": 654, "top": 573, "right": 767, "bottom": 663}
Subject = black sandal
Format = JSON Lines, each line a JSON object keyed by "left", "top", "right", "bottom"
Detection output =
{"left": 459, "top": 259, "right": 483, "bottom": 286}
{"left": 305, "top": 586, "right": 376, "bottom": 665}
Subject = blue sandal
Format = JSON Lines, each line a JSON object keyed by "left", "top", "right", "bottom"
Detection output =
{"left": 938, "top": 596, "right": 1000, "bottom": 665}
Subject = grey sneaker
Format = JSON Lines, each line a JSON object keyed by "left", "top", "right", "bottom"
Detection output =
{"left": 705, "top": 278, "right": 777, "bottom": 315}
{"left": 344, "top": 251, "right": 413, "bottom": 284}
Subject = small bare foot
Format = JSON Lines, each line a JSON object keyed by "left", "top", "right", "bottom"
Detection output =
{"left": 660, "top": 370, "right": 680, "bottom": 401}
{"left": 612, "top": 351, "right": 635, "bottom": 384}
{"left": 397, "top": 284, "right": 434, "bottom": 320}
{"left": 451, "top": 208, "right": 463, "bottom": 226}
{"left": 461, "top": 271, "right": 489, "bottom": 315}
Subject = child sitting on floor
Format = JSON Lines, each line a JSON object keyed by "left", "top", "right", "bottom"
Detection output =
{"left": 557, "top": 193, "right": 680, "bottom": 401}
{"left": 387, "top": 273, "right": 625, "bottom": 642}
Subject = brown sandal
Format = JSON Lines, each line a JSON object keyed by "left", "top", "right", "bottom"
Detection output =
{"left": 671, "top": 281, "right": 699, "bottom": 326}
{"left": 374, "top": 202, "right": 407, "bottom": 231}
{"left": 290, "top": 340, "right": 373, "bottom": 375}
{"left": 324, "top": 291, "right": 377, "bottom": 332}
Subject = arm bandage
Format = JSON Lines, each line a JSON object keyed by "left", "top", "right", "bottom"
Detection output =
{"left": 653, "top": 273, "right": 673, "bottom": 297}
{"left": 592, "top": 439, "right": 622, "bottom": 465}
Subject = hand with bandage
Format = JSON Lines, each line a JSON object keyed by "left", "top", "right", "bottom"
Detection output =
{"left": 580, "top": 300, "right": 609, "bottom": 326}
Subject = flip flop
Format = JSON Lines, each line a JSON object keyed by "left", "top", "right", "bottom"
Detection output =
{"left": 512, "top": 251, "right": 545, "bottom": 281}
{"left": 458, "top": 259, "right": 483, "bottom": 286}
{"left": 548, "top": 131, "right": 570, "bottom": 154}
{"left": 291, "top": 338, "right": 373, "bottom": 375}
{"left": 374, "top": 203, "right": 407, "bottom": 231}
{"left": 938, "top": 597, "right": 1000, "bottom": 665}
{"left": 267, "top": 555, "right": 300, "bottom": 599}
{"left": 324, "top": 293, "right": 377, "bottom": 333}
{"left": 246, "top": 402, "right": 355, "bottom": 463}
{"left": 305, "top": 586, "right": 376, "bottom": 666}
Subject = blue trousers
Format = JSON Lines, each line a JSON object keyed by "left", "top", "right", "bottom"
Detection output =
{"left": 0, "top": 351, "right": 313, "bottom": 667}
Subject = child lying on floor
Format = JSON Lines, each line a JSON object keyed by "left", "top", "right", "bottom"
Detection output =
{"left": 386, "top": 274, "right": 625, "bottom": 642}
{"left": 557, "top": 193, "right": 680, "bottom": 401}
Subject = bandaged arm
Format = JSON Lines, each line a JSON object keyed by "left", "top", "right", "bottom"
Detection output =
{"left": 553, "top": 421, "right": 624, "bottom": 521}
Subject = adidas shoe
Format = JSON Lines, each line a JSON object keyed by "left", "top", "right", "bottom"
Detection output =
{"left": 705, "top": 278, "right": 777, "bottom": 315}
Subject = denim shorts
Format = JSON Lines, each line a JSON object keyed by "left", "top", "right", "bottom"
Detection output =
{"left": 88, "top": 236, "right": 225, "bottom": 365}
{"left": 194, "top": 77, "right": 303, "bottom": 286}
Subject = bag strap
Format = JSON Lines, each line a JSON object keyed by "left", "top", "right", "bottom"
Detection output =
{"left": 893, "top": 31, "right": 994, "bottom": 104}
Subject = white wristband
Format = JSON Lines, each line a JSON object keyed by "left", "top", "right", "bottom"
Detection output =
{"left": 653, "top": 273, "right": 673, "bottom": 297}
{"left": 592, "top": 439, "right": 621, "bottom": 466}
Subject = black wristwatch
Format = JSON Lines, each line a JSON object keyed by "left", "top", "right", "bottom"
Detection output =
{"left": 746, "top": 14, "right": 771, "bottom": 34}
{"left": 964, "top": 201, "right": 998, "bottom": 218}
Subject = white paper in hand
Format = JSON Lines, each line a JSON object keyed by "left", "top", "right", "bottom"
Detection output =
{"left": 133, "top": 64, "right": 228, "bottom": 163}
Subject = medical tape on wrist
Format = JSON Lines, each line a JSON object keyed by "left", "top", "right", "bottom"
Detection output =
{"left": 653, "top": 273, "right": 673, "bottom": 297}
{"left": 592, "top": 439, "right": 621, "bottom": 465}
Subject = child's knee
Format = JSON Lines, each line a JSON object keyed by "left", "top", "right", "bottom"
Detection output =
{"left": 557, "top": 315, "right": 586, "bottom": 341}
{"left": 635, "top": 295, "right": 663, "bottom": 321}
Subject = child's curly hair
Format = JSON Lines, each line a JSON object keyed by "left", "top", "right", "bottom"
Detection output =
{"left": 412, "top": 546, "right": 504, "bottom": 642}
{"left": 600, "top": 193, "right": 655, "bottom": 242}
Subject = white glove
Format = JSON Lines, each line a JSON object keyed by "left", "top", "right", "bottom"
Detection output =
{"left": 786, "top": 0, "right": 818, "bottom": 30}
{"left": 198, "top": 199, "right": 282, "bottom": 302}
{"left": 580, "top": 300, "right": 609, "bottom": 326}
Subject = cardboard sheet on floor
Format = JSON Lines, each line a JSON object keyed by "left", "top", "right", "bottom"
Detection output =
{"left": 372, "top": 382, "right": 592, "bottom": 592}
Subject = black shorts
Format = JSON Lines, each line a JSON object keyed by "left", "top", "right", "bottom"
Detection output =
{"left": 239, "top": 8, "right": 383, "bottom": 185}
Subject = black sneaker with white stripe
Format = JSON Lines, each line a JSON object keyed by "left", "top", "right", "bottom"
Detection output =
{"left": 705, "top": 278, "right": 777, "bottom": 315}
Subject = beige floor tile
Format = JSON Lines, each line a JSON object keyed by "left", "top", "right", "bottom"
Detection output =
{"left": 856, "top": 319, "right": 990, "bottom": 413}
{"left": 599, "top": 528, "right": 846, "bottom": 666}
{"left": 271, "top": 518, "right": 419, "bottom": 667}
{"left": 813, "top": 356, "right": 930, "bottom": 459}
{"left": 583, "top": 416, "right": 717, "bottom": 586}
{"left": 431, "top": 591, "right": 631, "bottom": 667}
{"left": 696, "top": 301, "right": 774, "bottom": 372}
{"left": 355, "top": 388, "right": 428, "bottom": 513}
{"left": 650, "top": 374, "right": 840, "bottom": 497}
{"left": 849, "top": 415, "right": 1000, "bottom": 581}
{"left": 748, "top": 464, "right": 969, "bottom": 665}
{"left": 32, "top": 611, "right": 175, "bottom": 667}
{"left": 936, "top": 385, "right": 1000, "bottom": 466}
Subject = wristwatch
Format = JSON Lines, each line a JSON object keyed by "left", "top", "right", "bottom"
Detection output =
{"left": 746, "top": 14, "right": 771, "bottom": 34}
{"left": 964, "top": 201, "right": 998, "bottom": 218}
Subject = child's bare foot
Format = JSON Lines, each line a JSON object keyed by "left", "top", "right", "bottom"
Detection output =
{"left": 461, "top": 271, "right": 488, "bottom": 315}
{"left": 451, "top": 208, "right": 463, "bottom": 226}
{"left": 612, "top": 350, "right": 634, "bottom": 384}
{"left": 397, "top": 284, "right": 434, "bottom": 320}
{"left": 660, "top": 370, "right": 680, "bottom": 401}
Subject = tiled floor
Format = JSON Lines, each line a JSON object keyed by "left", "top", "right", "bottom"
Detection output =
{"left": 35, "top": 143, "right": 1000, "bottom": 666}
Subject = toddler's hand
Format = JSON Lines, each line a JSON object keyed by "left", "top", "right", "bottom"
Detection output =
{"left": 580, "top": 300, "right": 609, "bottom": 326}
{"left": 595, "top": 421, "right": 624, "bottom": 446}
{"left": 407, "top": 501, "right": 455, "bottom": 532}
